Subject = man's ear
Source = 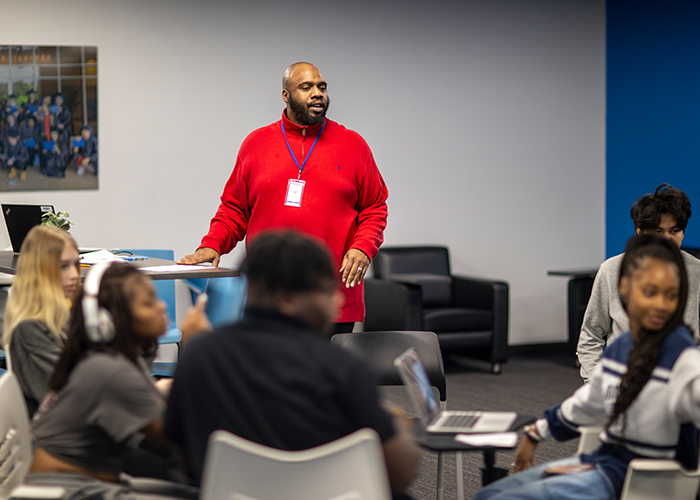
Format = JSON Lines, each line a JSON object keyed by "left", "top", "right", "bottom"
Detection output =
{"left": 635, "top": 227, "right": 642, "bottom": 235}
{"left": 282, "top": 88, "right": 289, "bottom": 104}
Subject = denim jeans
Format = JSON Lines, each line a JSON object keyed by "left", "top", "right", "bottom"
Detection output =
{"left": 473, "top": 456, "right": 616, "bottom": 500}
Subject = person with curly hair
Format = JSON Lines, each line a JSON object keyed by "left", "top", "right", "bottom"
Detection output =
{"left": 577, "top": 183, "right": 700, "bottom": 382}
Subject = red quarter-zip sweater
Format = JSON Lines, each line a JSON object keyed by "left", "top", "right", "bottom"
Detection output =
{"left": 200, "top": 112, "right": 389, "bottom": 322}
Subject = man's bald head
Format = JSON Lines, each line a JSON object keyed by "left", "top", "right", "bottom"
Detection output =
{"left": 282, "top": 62, "right": 330, "bottom": 126}
{"left": 282, "top": 62, "right": 319, "bottom": 89}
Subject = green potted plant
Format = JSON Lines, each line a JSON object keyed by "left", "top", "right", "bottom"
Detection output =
{"left": 41, "top": 211, "right": 73, "bottom": 233}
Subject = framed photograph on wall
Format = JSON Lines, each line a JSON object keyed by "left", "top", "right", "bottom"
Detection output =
{"left": 0, "top": 45, "right": 97, "bottom": 191}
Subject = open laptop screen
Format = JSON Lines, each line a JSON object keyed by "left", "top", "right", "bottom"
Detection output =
{"left": 2, "top": 204, "right": 55, "bottom": 253}
{"left": 394, "top": 348, "right": 441, "bottom": 426}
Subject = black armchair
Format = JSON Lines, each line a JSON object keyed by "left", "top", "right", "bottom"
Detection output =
{"left": 364, "top": 246, "right": 509, "bottom": 373}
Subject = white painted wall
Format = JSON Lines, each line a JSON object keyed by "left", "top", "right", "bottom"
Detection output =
{"left": 0, "top": 0, "right": 606, "bottom": 345}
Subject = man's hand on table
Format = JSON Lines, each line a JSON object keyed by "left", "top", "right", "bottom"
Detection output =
{"left": 178, "top": 247, "right": 220, "bottom": 267}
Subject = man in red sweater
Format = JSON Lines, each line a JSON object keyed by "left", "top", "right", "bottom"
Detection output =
{"left": 180, "top": 62, "right": 388, "bottom": 333}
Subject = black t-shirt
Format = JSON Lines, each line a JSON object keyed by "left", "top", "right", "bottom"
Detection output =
{"left": 164, "top": 308, "right": 395, "bottom": 485}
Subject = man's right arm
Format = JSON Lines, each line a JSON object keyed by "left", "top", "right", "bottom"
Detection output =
{"left": 576, "top": 264, "right": 614, "bottom": 382}
{"left": 178, "top": 154, "right": 251, "bottom": 266}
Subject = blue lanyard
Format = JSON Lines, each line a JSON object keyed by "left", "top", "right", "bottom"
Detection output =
{"left": 281, "top": 119, "right": 326, "bottom": 179}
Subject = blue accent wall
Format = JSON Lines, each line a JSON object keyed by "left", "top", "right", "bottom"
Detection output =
{"left": 606, "top": 0, "right": 700, "bottom": 257}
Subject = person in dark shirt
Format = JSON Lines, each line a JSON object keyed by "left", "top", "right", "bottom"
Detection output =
{"left": 3, "top": 130, "right": 29, "bottom": 180}
{"left": 20, "top": 115, "right": 42, "bottom": 167}
{"left": 72, "top": 125, "right": 98, "bottom": 176}
{"left": 53, "top": 93, "right": 72, "bottom": 146}
{"left": 1, "top": 113, "right": 20, "bottom": 146}
{"left": 36, "top": 94, "right": 52, "bottom": 139}
{"left": 40, "top": 128, "right": 68, "bottom": 178}
{"left": 165, "top": 231, "right": 419, "bottom": 497}
{"left": 2, "top": 94, "right": 19, "bottom": 125}
{"left": 20, "top": 90, "right": 39, "bottom": 124}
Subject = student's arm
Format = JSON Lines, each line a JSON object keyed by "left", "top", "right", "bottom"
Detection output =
{"left": 669, "top": 348, "right": 700, "bottom": 428}
{"left": 577, "top": 261, "right": 616, "bottom": 382}
{"left": 515, "top": 361, "right": 608, "bottom": 472}
{"left": 382, "top": 414, "right": 420, "bottom": 493}
{"left": 10, "top": 321, "right": 63, "bottom": 404}
{"left": 513, "top": 430, "right": 538, "bottom": 472}
{"left": 93, "top": 359, "right": 166, "bottom": 449}
{"left": 178, "top": 293, "right": 212, "bottom": 345}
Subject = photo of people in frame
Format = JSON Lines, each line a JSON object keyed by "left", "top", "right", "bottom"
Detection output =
{"left": 0, "top": 45, "right": 98, "bottom": 191}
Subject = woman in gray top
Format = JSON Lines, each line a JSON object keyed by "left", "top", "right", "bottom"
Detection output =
{"left": 2, "top": 225, "right": 80, "bottom": 415}
{"left": 27, "top": 263, "right": 208, "bottom": 499}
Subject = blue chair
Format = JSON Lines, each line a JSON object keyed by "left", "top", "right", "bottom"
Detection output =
{"left": 182, "top": 277, "right": 207, "bottom": 302}
{"left": 205, "top": 277, "right": 247, "bottom": 328}
{"left": 122, "top": 249, "right": 181, "bottom": 376}
{"left": 183, "top": 276, "right": 247, "bottom": 328}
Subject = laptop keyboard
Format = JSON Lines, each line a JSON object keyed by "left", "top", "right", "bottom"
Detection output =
{"left": 440, "top": 412, "right": 480, "bottom": 429}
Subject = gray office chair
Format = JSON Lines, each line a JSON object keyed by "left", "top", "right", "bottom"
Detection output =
{"left": 331, "top": 330, "right": 449, "bottom": 500}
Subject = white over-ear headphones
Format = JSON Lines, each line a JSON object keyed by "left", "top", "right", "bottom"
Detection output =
{"left": 82, "top": 262, "right": 116, "bottom": 343}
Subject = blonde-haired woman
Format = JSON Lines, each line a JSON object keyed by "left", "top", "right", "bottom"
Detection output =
{"left": 3, "top": 225, "right": 80, "bottom": 415}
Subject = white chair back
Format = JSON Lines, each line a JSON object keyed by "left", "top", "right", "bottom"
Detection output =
{"left": 0, "top": 371, "right": 32, "bottom": 500}
{"left": 200, "top": 428, "right": 392, "bottom": 500}
{"left": 577, "top": 426, "right": 700, "bottom": 500}
{"left": 620, "top": 458, "right": 700, "bottom": 500}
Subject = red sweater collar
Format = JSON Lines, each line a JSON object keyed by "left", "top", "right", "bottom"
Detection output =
{"left": 281, "top": 110, "right": 325, "bottom": 137}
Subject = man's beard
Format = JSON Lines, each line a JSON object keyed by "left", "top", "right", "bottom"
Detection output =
{"left": 288, "top": 95, "right": 331, "bottom": 125}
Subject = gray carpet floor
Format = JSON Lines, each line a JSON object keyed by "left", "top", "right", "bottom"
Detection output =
{"left": 382, "top": 352, "right": 585, "bottom": 500}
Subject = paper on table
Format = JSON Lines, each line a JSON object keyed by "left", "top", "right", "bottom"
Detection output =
{"left": 80, "top": 249, "right": 125, "bottom": 264}
{"left": 455, "top": 432, "right": 518, "bottom": 447}
{"left": 139, "top": 264, "right": 212, "bottom": 272}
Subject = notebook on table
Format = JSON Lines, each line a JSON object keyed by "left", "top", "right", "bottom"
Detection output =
{"left": 2, "top": 204, "right": 55, "bottom": 253}
{"left": 394, "top": 348, "right": 517, "bottom": 434}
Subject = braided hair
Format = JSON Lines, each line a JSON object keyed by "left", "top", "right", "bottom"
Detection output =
{"left": 605, "top": 234, "right": 688, "bottom": 436}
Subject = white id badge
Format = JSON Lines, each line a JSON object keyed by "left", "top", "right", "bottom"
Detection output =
{"left": 285, "top": 179, "right": 306, "bottom": 207}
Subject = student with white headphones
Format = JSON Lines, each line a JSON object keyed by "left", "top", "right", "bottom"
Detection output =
{"left": 24, "top": 262, "right": 209, "bottom": 499}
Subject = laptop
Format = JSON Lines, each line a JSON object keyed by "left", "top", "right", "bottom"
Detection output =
{"left": 2, "top": 204, "right": 55, "bottom": 253}
{"left": 394, "top": 348, "right": 517, "bottom": 434}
